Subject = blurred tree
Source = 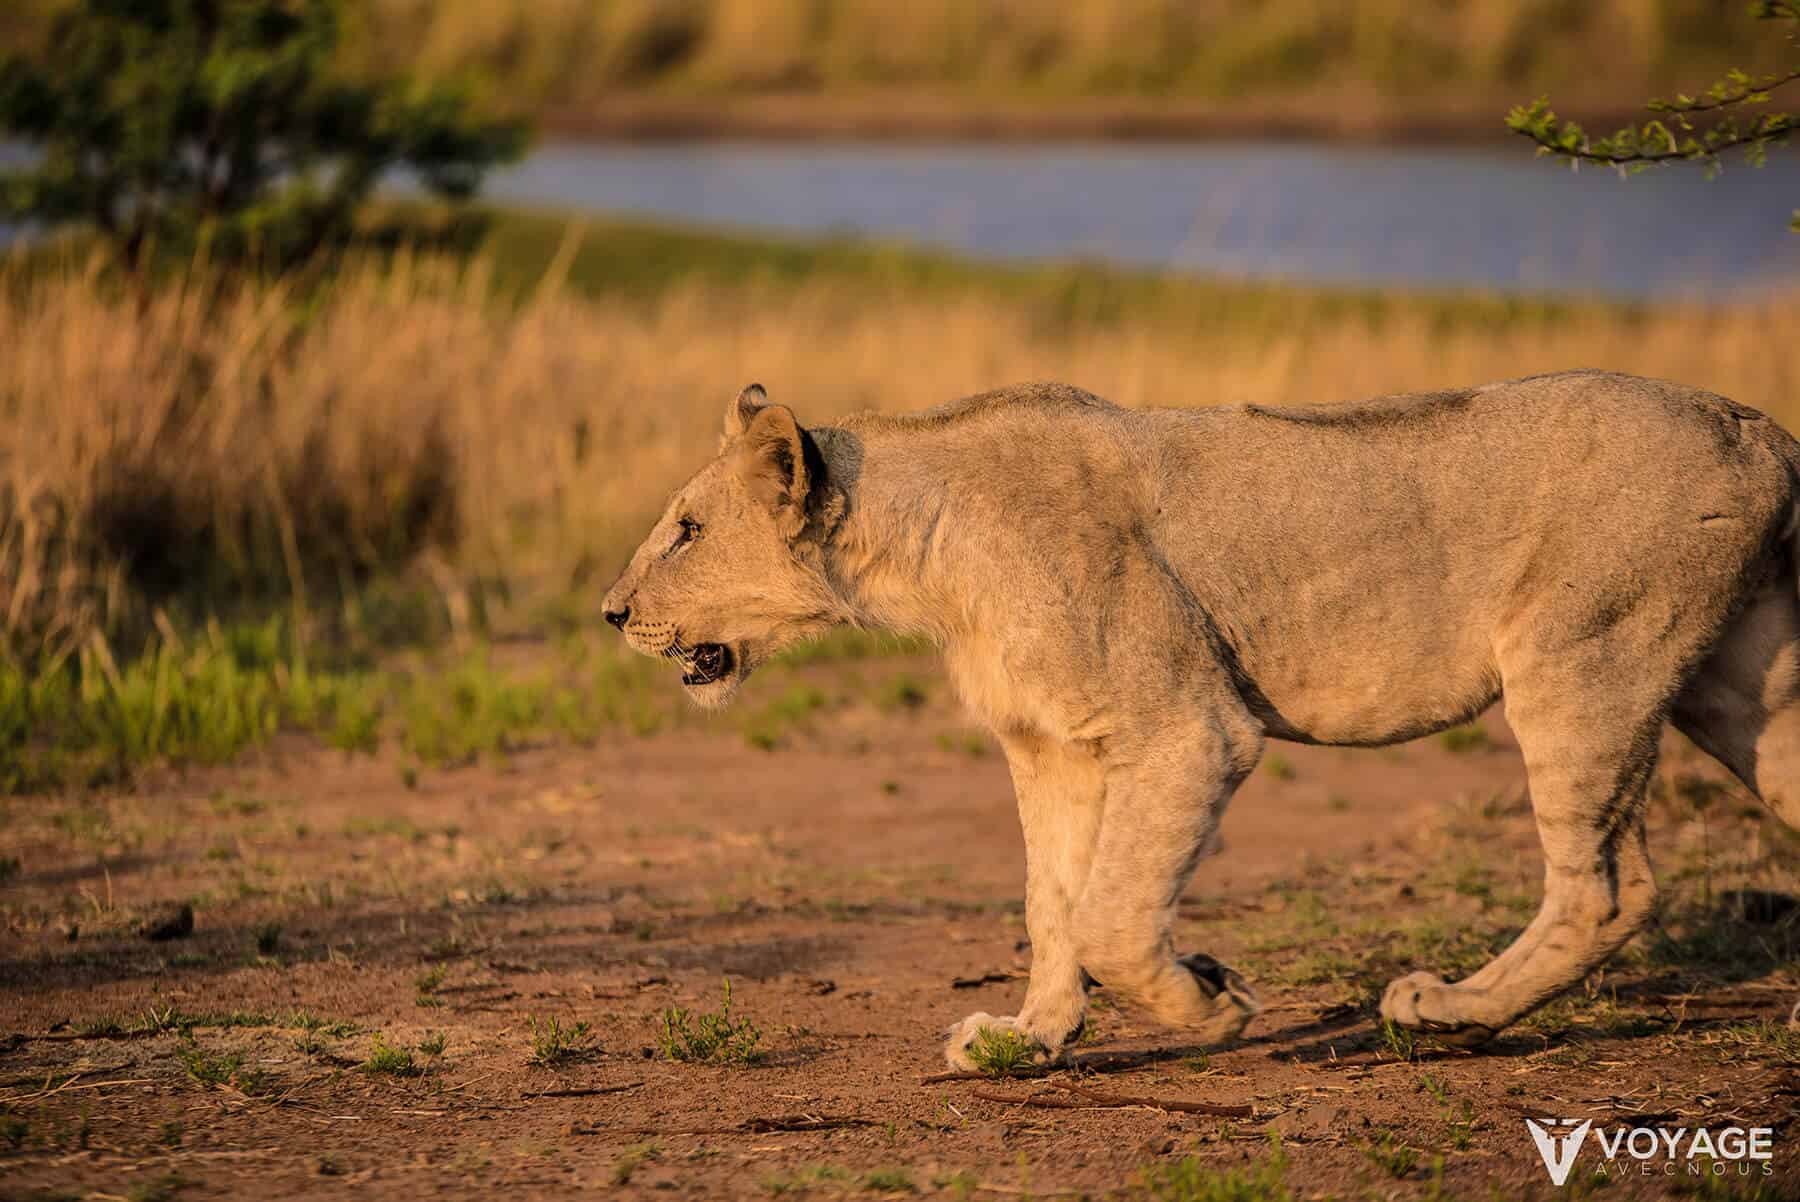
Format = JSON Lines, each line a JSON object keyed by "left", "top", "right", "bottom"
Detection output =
{"left": 0, "top": 0, "right": 528, "bottom": 271}
{"left": 1507, "top": 1, "right": 1797, "bottom": 231}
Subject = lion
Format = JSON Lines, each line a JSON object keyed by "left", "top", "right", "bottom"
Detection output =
{"left": 602, "top": 371, "right": 1800, "bottom": 1069}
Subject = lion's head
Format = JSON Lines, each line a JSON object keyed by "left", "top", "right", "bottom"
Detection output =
{"left": 601, "top": 385, "right": 842, "bottom": 708}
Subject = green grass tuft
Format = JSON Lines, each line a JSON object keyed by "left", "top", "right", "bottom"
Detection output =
{"left": 177, "top": 1044, "right": 272, "bottom": 1096}
{"left": 611, "top": 1141, "right": 659, "bottom": 1186}
{"left": 1361, "top": 1130, "right": 1421, "bottom": 1179}
{"left": 1140, "top": 1141, "right": 1291, "bottom": 1202}
{"left": 859, "top": 1167, "right": 918, "bottom": 1194}
{"left": 962, "top": 1026, "right": 1039, "bottom": 1078}
{"left": 657, "top": 977, "right": 763, "bottom": 1065}
{"left": 528, "top": 1015, "right": 597, "bottom": 1066}
{"left": 362, "top": 1033, "right": 421, "bottom": 1077}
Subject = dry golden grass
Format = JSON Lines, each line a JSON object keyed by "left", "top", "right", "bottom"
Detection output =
{"left": 340, "top": 0, "right": 1787, "bottom": 108}
{"left": 1, "top": 243, "right": 1795, "bottom": 658}
{"left": 8, "top": 1, "right": 1784, "bottom": 129}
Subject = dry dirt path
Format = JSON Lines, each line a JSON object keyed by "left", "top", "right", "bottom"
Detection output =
{"left": 2, "top": 659, "right": 1796, "bottom": 1199}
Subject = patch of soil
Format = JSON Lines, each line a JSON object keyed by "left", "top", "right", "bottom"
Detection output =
{"left": 2, "top": 658, "right": 1797, "bottom": 1199}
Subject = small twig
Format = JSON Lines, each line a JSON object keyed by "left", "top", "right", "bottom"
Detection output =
{"left": 968, "top": 1082, "right": 1252, "bottom": 1118}
{"left": 951, "top": 971, "right": 1021, "bottom": 990}
{"left": 919, "top": 1045, "right": 1190, "bottom": 1085}
{"left": 0, "top": 1062, "right": 132, "bottom": 1087}
{"left": 522, "top": 1081, "right": 644, "bottom": 1099}
{"left": 602, "top": 1113, "right": 875, "bottom": 1136}
{"left": 0, "top": 1077, "right": 156, "bottom": 1103}
{"left": 920, "top": 1067, "right": 1051, "bottom": 1085}
{"left": 742, "top": 1113, "right": 877, "bottom": 1133}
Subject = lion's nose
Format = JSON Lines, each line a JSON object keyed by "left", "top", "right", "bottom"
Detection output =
{"left": 603, "top": 605, "right": 630, "bottom": 630}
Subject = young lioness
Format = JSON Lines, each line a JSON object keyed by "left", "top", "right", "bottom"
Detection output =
{"left": 603, "top": 371, "right": 1800, "bottom": 1068}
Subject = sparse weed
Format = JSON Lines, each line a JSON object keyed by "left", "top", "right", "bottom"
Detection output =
{"left": 292, "top": 1012, "right": 359, "bottom": 1038}
{"left": 962, "top": 1026, "right": 1038, "bottom": 1078}
{"left": 126, "top": 1174, "right": 190, "bottom": 1202}
{"left": 859, "top": 1167, "right": 917, "bottom": 1193}
{"left": 1362, "top": 1130, "right": 1421, "bottom": 1178}
{"left": 742, "top": 683, "right": 829, "bottom": 750}
{"left": 414, "top": 964, "right": 447, "bottom": 1007}
{"left": 362, "top": 1033, "right": 421, "bottom": 1077}
{"left": 876, "top": 674, "right": 929, "bottom": 712}
{"left": 1140, "top": 1140, "right": 1291, "bottom": 1202}
{"left": 611, "top": 1141, "right": 659, "bottom": 1186}
{"left": 658, "top": 978, "right": 762, "bottom": 1065}
{"left": 178, "top": 1044, "right": 272, "bottom": 1096}
{"left": 932, "top": 1169, "right": 980, "bottom": 1200}
{"left": 1380, "top": 1019, "right": 1418, "bottom": 1062}
{"left": 1437, "top": 722, "right": 1489, "bottom": 753}
{"left": 763, "top": 1164, "right": 853, "bottom": 1194}
{"left": 1262, "top": 753, "right": 1296, "bottom": 781}
{"left": 528, "top": 1015, "right": 597, "bottom": 1066}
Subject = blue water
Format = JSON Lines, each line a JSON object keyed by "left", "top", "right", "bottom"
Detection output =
{"left": 483, "top": 140, "right": 1800, "bottom": 299}
{"left": 8, "top": 139, "right": 1799, "bottom": 297}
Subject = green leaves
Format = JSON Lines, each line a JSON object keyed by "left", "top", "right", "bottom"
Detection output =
{"left": 0, "top": 0, "right": 527, "bottom": 270}
{"left": 1506, "top": 2, "right": 1797, "bottom": 227}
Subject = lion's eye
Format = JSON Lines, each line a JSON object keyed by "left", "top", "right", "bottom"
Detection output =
{"left": 664, "top": 517, "right": 701, "bottom": 558}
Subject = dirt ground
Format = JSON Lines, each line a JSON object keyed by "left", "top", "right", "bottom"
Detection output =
{"left": 3, "top": 652, "right": 1798, "bottom": 1201}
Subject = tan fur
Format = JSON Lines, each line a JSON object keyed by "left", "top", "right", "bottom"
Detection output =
{"left": 603, "top": 371, "right": 1800, "bottom": 1067}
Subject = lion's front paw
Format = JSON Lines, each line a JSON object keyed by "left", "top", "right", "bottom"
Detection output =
{"left": 1379, "top": 971, "right": 1496, "bottom": 1046}
{"left": 943, "top": 1012, "right": 1059, "bottom": 1072}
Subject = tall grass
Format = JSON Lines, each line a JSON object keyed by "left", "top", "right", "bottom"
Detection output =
{"left": 344, "top": 0, "right": 1787, "bottom": 113}
{"left": 6, "top": 3, "right": 1789, "bottom": 125}
{"left": 3, "top": 227, "right": 1796, "bottom": 666}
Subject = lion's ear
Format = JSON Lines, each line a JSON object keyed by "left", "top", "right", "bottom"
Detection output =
{"left": 722, "top": 383, "right": 768, "bottom": 446}
{"left": 735, "top": 403, "right": 819, "bottom": 539}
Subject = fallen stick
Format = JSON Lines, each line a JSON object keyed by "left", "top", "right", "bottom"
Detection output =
{"left": 920, "top": 1067, "right": 1052, "bottom": 1085}
{"left": 967, "top": 1084, "right": 1252, "bottom": 1119}
{"left": 0, "top": 1062, "right": 132, "bottom": 1087}
{"left": 742, "top": 1114, "right": 877, "bottom": 1133}
{"left": 523, "top": 1081, "right": 644, "bottom": 1099}
{"left": 599, "top": 1113, "right": 876, "bottom": 1136}
{"left": 919, "top": 1046, "right": 1188, "bottom": 1085}
{"left": 951, "top": 971, "right": 1021, "bottom": 990}
{"left": 0, "top": 1077, "right": 156, "bottom": 1104}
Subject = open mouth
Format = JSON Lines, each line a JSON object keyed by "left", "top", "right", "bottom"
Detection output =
{"left": 676, "top": 642, "right": 735, "bottom": 686}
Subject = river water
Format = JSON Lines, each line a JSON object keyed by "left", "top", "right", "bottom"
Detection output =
{"left": 7, "top": 139, "right": 1798, "bottom": 297}
{"left": 482, "top": 139, "right": 1800, "bottom": 299}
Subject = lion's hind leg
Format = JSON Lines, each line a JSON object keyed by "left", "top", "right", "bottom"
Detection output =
{"left": 1382, "top": 649, "right": 1667, "bottom": 1043}
{"left": 1673, "top": 580, "right": 1800, "bottom": 829}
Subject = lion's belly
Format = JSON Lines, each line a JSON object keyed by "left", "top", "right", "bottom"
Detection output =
{"left": 1240, "top": 641, "right": 1504, "bottom": 747}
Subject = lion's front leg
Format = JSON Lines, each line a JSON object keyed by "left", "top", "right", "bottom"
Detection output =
{"left": 1068, "top": 711, "right": 1263, "bottom": 1047}
{"left": 945, "top": 733, "right": 1103, "bottom": 1070}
